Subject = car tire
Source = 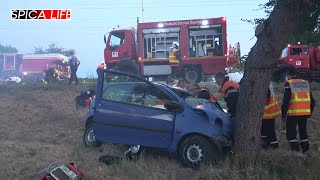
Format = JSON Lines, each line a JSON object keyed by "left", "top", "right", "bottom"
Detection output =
{"left": 83, "top": 125, "right": 101, "bottom": 147}
{"left": 178, "top": 135, "right": 224, "bottom": 169}
{"left": 184, "top": 68, "right": 202, "bottom": 83}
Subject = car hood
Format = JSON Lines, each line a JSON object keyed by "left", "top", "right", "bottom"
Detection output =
{"left": 194, "top": 103, "right": 233, "bottom": 137}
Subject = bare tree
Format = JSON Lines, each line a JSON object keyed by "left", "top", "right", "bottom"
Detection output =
{"left": 234, "top": 0, "right": 310, "bottom": 157}
{"left": 34, "top": 42, "right": 65, "bottom": 54}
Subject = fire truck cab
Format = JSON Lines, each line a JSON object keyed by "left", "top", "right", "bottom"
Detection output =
{"left": 104, "top": 17, "right": 229, "bottom": 83}
{"left": 279, "top": 44, "right": 320, "bottom": 80}
{"left": 0, "top": 53, "right": 23, "bottom": 79}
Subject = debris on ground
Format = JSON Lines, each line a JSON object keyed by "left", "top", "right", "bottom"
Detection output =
{"left": 38, "top": 161, "right": 84, "bottom": 180}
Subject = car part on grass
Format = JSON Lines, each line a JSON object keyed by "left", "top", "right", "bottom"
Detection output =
{"left": 38, "top": 161, "right": 84, "bottom": 180}
{"left": 124, "top": 145, "right": 143, "bottom": 162}
{"left": 99, "top": 154, "right": 123, "bottom": 165}
{"left": 75, "top": 89, "right": 95, "bottom": 110}
{"left": 99, "top": 146, "right": 142, "bottom": 166}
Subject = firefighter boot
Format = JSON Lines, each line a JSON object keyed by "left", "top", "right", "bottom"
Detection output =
{"left": 300, "top": 142, "right": 310, "bottom": 153}
{"left": 290, "top": 142, "right": 300, "bottom": 152}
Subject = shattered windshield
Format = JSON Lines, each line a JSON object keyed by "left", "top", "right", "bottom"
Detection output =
{"left": 184, "top": 96, "right": 212, "bottom": 107}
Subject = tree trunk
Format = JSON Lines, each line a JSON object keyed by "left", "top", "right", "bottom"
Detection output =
{"left": 234, "top": 0, "right": 310, "bottom": 157}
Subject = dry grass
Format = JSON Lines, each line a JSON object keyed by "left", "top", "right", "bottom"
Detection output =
{"left": 0, "top": 82, "right": 319, "bottom": 180}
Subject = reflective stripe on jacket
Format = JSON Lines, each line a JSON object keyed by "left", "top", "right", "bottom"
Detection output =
{"left": 219, "top": 80, "right": 240, "bottom": 98}
{"left": 286, "top": 79, "right": 311, "bottom": 116}
{"left": 263, "top": 84, "right": 281, "bottom": 119}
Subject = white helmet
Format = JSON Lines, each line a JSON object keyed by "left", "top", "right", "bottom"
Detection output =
{"left": 172, "top": 41, "right": 179, "bottom": 48}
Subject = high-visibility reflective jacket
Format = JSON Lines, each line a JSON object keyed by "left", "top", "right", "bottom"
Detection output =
{"left": 286, "top": 79, "right": 311, "bottom": 116}
{"left": 169, "top": 47, "right": 180, "bottom": 64}
{"left": 263, "top": 84, "right": 281, "bottom": 119}
{"left": 219, "top": 80, "right": 240, "bottom": 98}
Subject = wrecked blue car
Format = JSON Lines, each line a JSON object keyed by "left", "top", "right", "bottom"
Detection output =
{"left": 83, "top": 69, "right": 233, "bottom": 166}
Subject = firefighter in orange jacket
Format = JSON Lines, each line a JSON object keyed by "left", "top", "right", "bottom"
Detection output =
{"left": 214, "top": 72, "right": 240, "bottom": 117}
{"left": 282, "top": 67, "right": 316, "bottom": 153}
{"left": 97, "top": 61, "right": 106, "bottom": 74}
{"left": 97, "top": 61, "right": 105, "bottom": 69}
{"left": 261, "top": 83, "right": 281, "bottom": 149}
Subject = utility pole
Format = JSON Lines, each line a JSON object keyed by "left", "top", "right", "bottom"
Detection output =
{"left": 142, "top": 0, "right": 144, "bottom": 22}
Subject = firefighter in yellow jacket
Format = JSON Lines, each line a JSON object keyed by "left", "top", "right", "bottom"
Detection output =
{"left": 282, "top": 67, "right": 316, "bottom": 153}
{"left": 169, "top": 42, "right": 182, "bottom": 64}
{"left": 261, "top": 83, "right": 281, "bottom": 149}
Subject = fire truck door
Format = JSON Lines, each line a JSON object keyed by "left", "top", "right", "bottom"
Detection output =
{"left": 4, "top": 54, "right": 15, "bottom": 70}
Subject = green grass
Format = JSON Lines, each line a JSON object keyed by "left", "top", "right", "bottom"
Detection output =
{"left": 0, "top": 82, "right": 319, "bottom": 179}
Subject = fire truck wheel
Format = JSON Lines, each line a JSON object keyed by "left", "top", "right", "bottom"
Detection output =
{"left": 185, "top": 69, "right": 202, "bottom": 83}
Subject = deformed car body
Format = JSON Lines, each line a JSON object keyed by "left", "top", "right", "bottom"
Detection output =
{"left": 84, "top": 69, "right": 234, "bottom": 166}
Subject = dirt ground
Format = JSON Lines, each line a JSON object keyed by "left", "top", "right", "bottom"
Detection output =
{"left": 0, "top": 82, "right": 319, "bottom": 180}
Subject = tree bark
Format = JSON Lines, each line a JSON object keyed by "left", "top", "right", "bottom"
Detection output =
{"left": 234, "top": 0, "right": 310, "bottom": 157}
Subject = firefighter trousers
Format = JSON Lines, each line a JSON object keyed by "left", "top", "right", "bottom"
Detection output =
{"left": 286, "top": 116, "right": 309, "bottom": 153}
{"left": 69, "top": 67, "right": 79, "bottom": 85}
{"left": 261, "top": 119, "right": 278, "bottom": 148}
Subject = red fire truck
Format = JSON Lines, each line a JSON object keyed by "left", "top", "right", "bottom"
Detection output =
{"left": 278, "top": 44, "right": 320, "bottom": 80}
{"left": 0, "top": 53, "right": 23, "bottom": 78}
{"left": 21, "top": 54, "right": 70, "bottom": 82}
{"left": 104, "top": 17, "right": 231, "bottom": 83}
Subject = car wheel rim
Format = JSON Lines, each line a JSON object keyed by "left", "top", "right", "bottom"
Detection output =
{"left": 186, "top": 144, "right": 203, "bottom": 163}
{"left": 186, "top": 70, "right": 198, "bottom": 83}
{"left": 87, "top": 129, "right": 96, "bottom": 143}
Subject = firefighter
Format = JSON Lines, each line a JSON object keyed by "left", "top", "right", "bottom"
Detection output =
{"left": 169, "top": 42, "right": 182, "bottom": 64}
{"left": 281, "top": 67, "right": 316, "bottom": 153}
{"left": 97, "top": 61, "right": 106, "bottom": 74}
{"left": 68, "top": 49, "right": 80, "bottom": 85}
{"left": 97, "top": 61, "right": 105, "bottom": 69}
{"left": 261, "top": 83, "right": 281, "bottom": 149}
{"left": 214, "top": 72, "right": 240, "bottom": 117}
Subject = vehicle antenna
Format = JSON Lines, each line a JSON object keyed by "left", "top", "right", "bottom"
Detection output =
{"left": 141, "top": 0, "right": 144, "bottom": 22}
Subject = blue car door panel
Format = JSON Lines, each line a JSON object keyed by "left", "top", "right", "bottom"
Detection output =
{"left": 93, "top": 101, "right": 175, "bottom": 148}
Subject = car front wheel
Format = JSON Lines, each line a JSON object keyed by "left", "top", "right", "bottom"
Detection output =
{"left": 83, "top": 125, "right": 101, "bottom": 147}
{"left": 178, "top": 135, "right": 224, "bottom": 169}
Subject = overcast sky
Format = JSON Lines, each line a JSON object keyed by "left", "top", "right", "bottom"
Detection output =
{"left": 0, "top": 0, "right": 267, "bottom": 77}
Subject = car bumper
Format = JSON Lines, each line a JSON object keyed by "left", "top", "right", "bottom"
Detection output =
{"left": 211, "top": 136, "right": 233, "bottom": 153}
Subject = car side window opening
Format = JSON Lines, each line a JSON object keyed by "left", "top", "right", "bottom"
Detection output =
{"left": 103, "top": 72, "right": 171, "bottom": 110}
{"left": 109, "top": 31, "right": 125, "bottom": 49}
{"left": 102, "top": 84, "right": 131, "bottom": 102}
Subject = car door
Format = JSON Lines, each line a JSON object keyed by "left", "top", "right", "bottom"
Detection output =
{"left": 93, "top": 71, "right": 176, "bottom": 148}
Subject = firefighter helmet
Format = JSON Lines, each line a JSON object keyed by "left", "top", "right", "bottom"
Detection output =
{"left": 172, "top": 41, "right": 179, "bottom": 48}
